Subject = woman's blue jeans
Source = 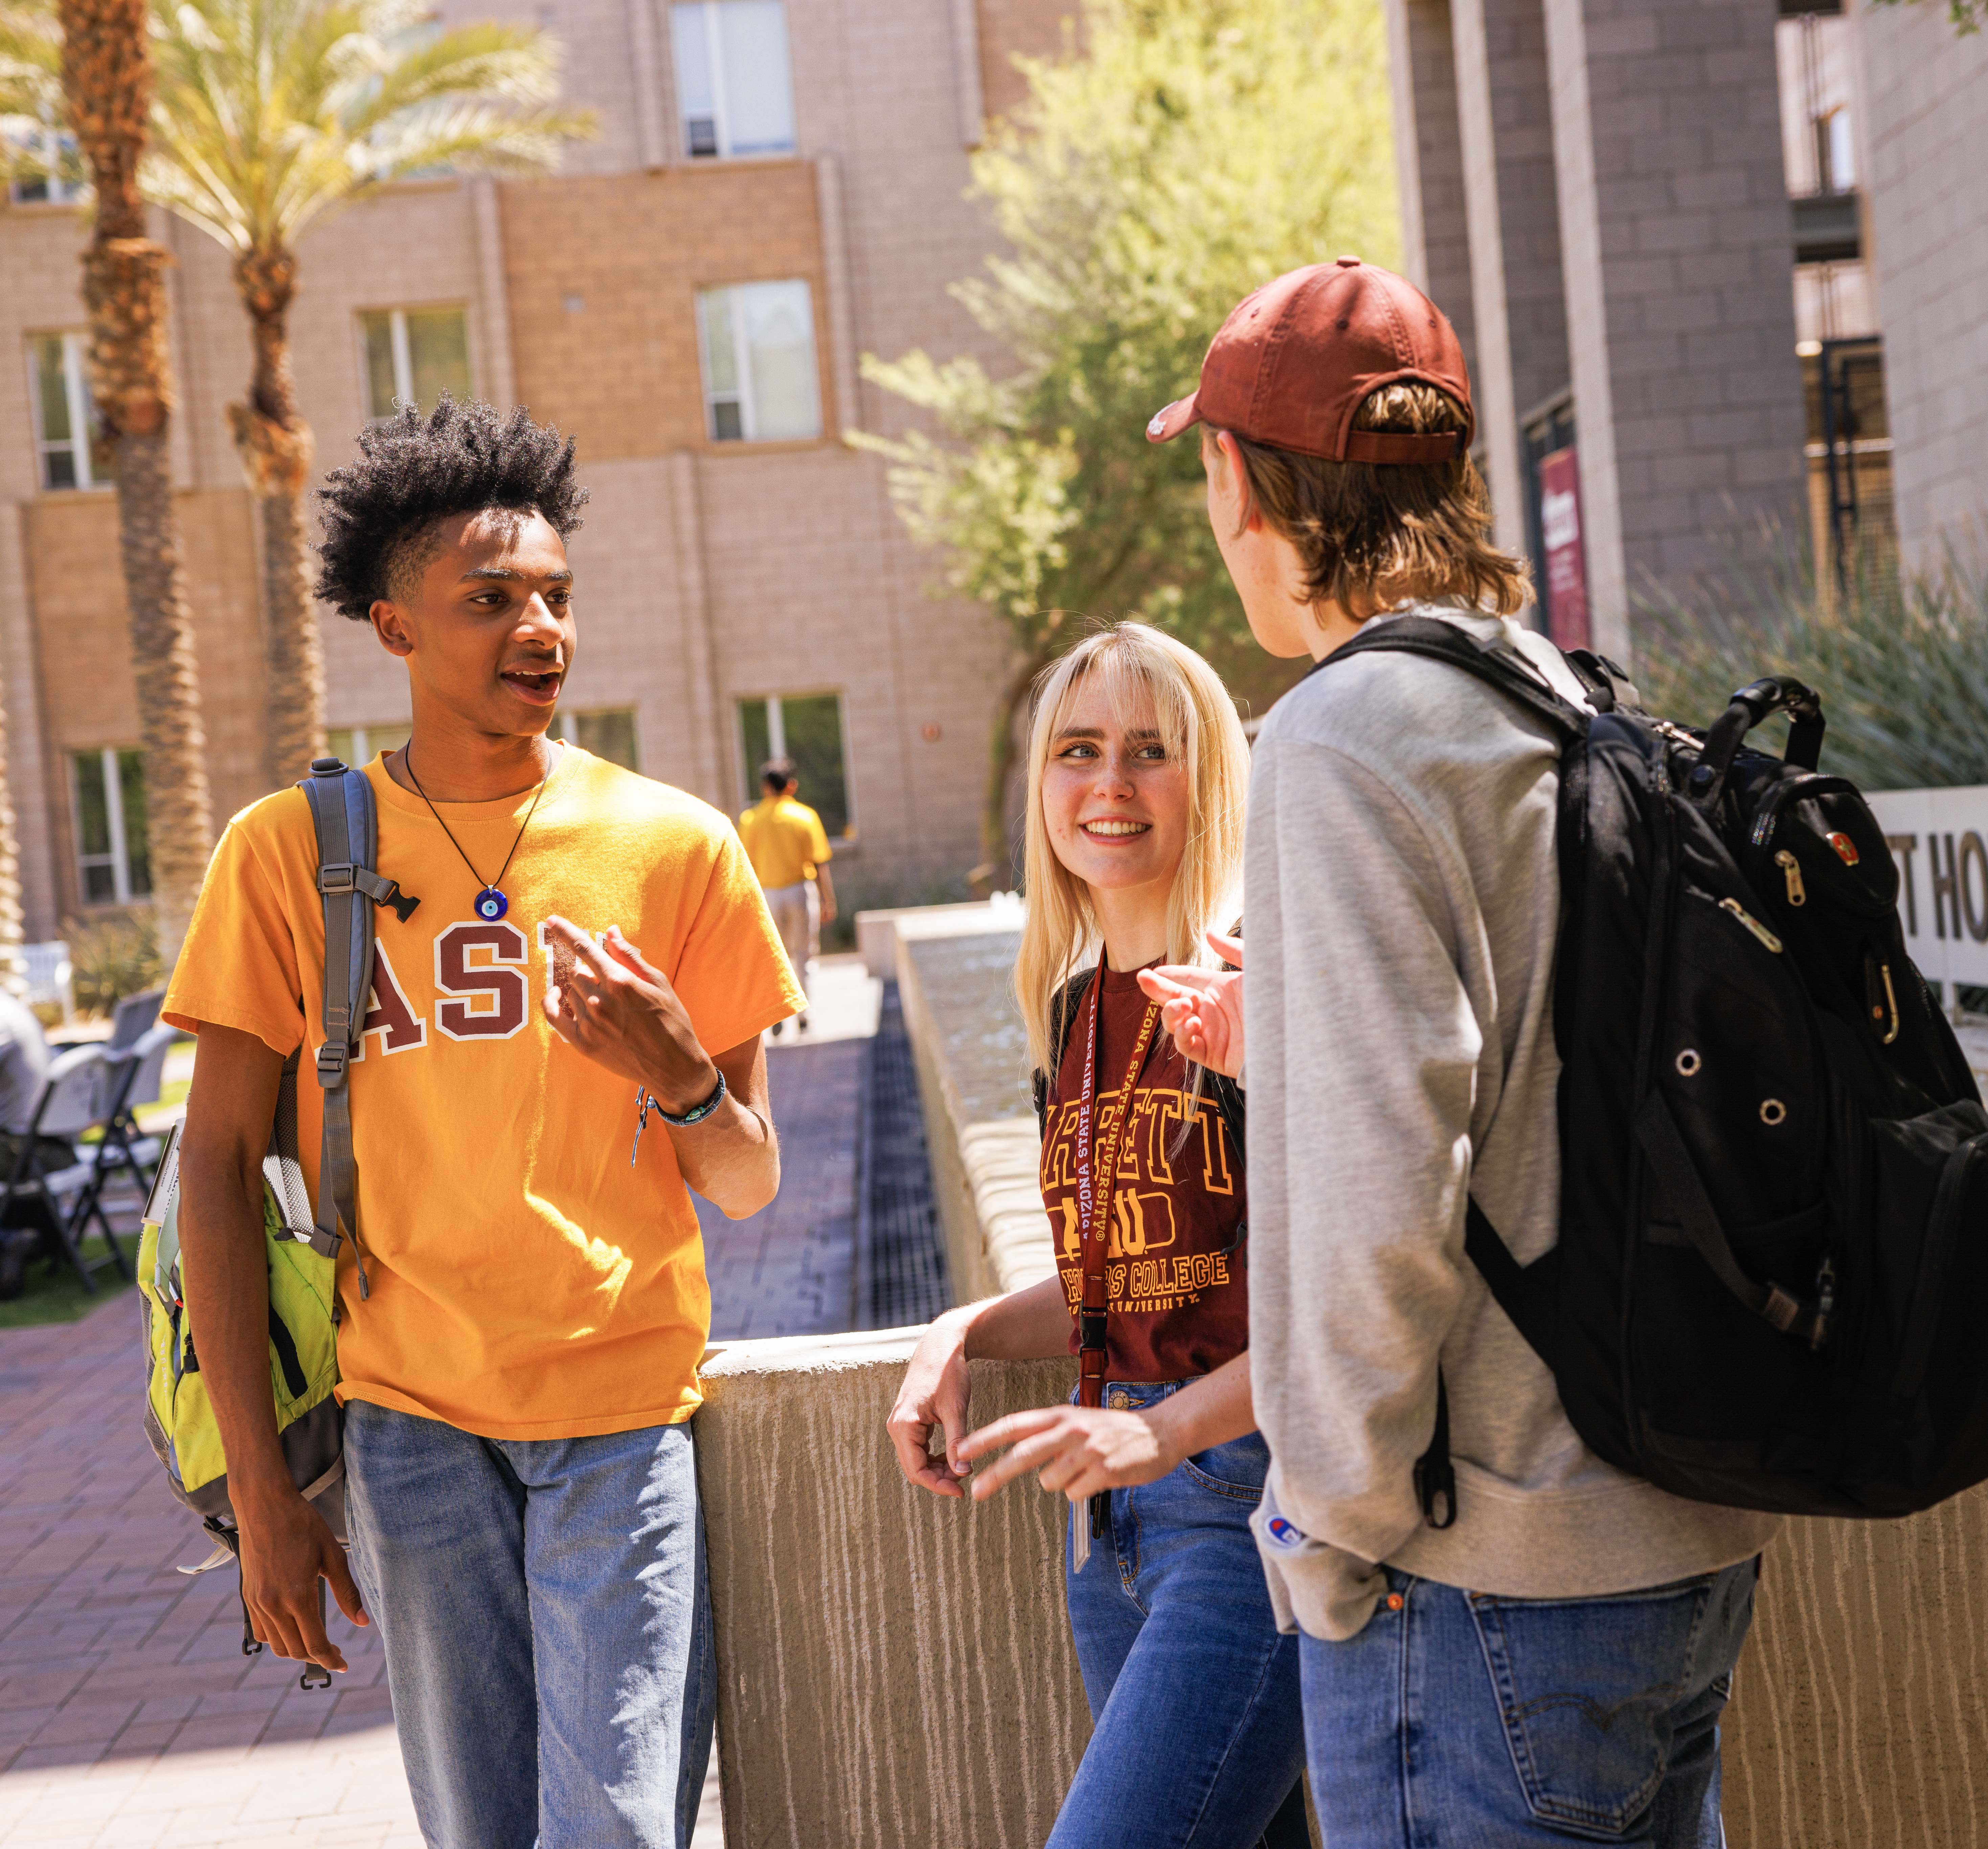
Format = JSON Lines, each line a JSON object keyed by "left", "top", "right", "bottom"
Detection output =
{"left": 1299, "top": 1557, "right": 1760, "bottom": 1846}
{"left": 343, "top": 1400, "right": 716, "bottom": 1849}
{"left": 1049, "top": 1380, "right": 1309, "bottom": 1849}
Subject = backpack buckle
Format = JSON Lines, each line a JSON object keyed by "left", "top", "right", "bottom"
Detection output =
{"left": 317, "top": 863, "right": 357, "bottom": 895}
{"left": 315, "top": 1041, "right": 349, "bottom": 1087}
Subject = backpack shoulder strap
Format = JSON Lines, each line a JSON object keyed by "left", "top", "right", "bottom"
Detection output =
{"left": 1317, "top": 615, "right": 1589, "bottom": 747}
{"left": 298, "top": 759, "right": 419, "bottom": 1298}
{"left": 1032, "top": 966, "right": 1099, "bottom": 1135}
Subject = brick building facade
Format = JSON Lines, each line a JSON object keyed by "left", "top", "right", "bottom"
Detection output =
{"left": 1, "top": 0, "right": 1075, "bottom": 940}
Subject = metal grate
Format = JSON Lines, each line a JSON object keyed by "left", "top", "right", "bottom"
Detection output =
{"left": 856, "top": 981, "right": 950, "bottom": 1329}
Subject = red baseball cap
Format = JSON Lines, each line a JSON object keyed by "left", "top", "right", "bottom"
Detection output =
{"left": 1146, "top": 258, "right": 1474, "bottom": 465}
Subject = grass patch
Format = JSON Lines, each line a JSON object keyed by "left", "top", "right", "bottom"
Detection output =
{"left": 0, "top": 1234, "right": 135, "bottom": 1331}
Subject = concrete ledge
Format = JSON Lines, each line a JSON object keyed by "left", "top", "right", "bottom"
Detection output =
{"left": 697, "top": 1331, "right": 1086, "bottom": 1848}
{"left": 959, "top": 1119, "right": 1060, "bottom": 1296}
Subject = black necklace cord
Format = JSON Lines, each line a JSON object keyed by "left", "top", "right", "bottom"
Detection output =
{"left": 401, "top": 740, "right": 558, "bottom": 895}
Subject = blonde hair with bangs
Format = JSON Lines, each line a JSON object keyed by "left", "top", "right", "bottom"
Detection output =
{"left": 1015, "top": 623, "right": 1251, "bottom": 1079}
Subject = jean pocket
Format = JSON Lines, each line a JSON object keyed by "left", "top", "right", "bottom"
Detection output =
{"left": 1180, "top": 1431, "right": 1269, "bottom": 1500}
{"left": 1466, "top": 1571, "right": 1726, "bottom": 1840}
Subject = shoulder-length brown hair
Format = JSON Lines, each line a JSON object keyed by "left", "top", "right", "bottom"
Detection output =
{"left": 1212, "top": 382, "right": 1531, "bottom": 619}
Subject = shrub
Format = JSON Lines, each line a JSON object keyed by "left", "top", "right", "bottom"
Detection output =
{"left": 1636, "top": 545, "right": 1988, "bottom": 792}
{"left": 63, "top": 908, "right": 164, "bottom": 1018}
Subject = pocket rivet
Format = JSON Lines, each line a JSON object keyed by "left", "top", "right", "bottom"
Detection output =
{"left": 1676, "top": 1049, "right": 1702, "bottom": 1077}
{"left": 1386, "top": 1592, "right": 1405, "bottom": 1612}
{"left": 1760, "top": 1098, "right": 1788, "bottom": 1126}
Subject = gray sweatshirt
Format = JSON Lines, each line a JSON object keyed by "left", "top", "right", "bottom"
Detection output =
{"left": 1244, "top": 604, "right": 1780, "bottom": 1642}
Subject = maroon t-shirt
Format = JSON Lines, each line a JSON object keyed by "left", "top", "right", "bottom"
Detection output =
{"left": 1040, "top": 960, "right": 1248, "bottom": 1382}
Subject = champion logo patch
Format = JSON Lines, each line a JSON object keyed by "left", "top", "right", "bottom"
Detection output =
{"left": 1265, "top": 1516, "right": 1305, "bottom": 1550}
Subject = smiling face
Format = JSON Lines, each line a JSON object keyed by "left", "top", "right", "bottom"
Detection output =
{"left": 368, "top": 508, "right": 575, "bottom": 742}
{"left": 1038, "top": 671, "right": 1192, "bottom": 927}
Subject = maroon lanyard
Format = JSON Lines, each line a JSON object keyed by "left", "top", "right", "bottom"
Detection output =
{"left": 1072, "top": 971, "right": 1160, "bottom": 1409}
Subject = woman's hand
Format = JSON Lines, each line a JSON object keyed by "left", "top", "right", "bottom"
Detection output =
{"left": 887, "top": 1314, "right": 976, "bottom": 1497}
{"left": 1137, "top": 931, "right": 1245, "bottom": 1077}
{"left": 958, "top": 1405, "right": 1182, "bottom": 1504}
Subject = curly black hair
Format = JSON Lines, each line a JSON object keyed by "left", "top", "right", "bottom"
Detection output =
{"left": 313, "top": 397, "right": 589, "bottom": 621}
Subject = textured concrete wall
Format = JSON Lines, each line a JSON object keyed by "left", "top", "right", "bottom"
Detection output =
{"left": 696, "top": 1333, "right": 1088, "bottom": 1849}
{"left": 1382, "top": 0, "right": 1478, "bottom": 377}
{"left": 1724, "top": 1487, "right": 1988, "bottom": 1849}
{"left": 1852, "top": 0, "right": 1988, "bottom": 561}
{"left": 1542, "top": 0, "right": 1805, "bottom": 659}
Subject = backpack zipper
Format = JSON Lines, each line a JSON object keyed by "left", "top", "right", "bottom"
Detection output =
{"left": 1719, "top": 897, "right": 1784, "bottom": 954}
{"left": 1775, "top": 850, "right": 1807, "bottom": 907}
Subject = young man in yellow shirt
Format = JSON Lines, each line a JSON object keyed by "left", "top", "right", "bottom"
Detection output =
{"left": 165, "top": 400, "right": 801, "bottom": 1848}
{"left": 736, "top": 758, "right": 836, "bottom": 1034}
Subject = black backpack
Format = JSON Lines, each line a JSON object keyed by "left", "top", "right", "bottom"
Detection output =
{"left": 1327, "top": 617, "right": 1988, "bottom": 1521}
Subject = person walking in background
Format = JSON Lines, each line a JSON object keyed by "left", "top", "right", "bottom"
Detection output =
{"left": 738, "top": 757, "right": 837, "bottom": 1035}
{"left": 166, "top": 400, "right": 801, "bottom": 1849}
{"left": 887, "top": 624, "right": 1309, "bottom": 1849}
{"left": 1140, "top": 261, "right": 1775, "bottom": 1847}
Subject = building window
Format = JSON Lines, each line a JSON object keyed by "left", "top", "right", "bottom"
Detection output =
{"left": 328, "top": 723, "right": 412, "bottom": 767}
{"left": 697, "top": 282, "right": 820, "bottom": 443}
{"left": 738, "top": 692, "right": 850, "bottom": 837}
{"left": 556, "top": 707, "right": 639, "bottom": 771}
{"left": 28, "top": 333, "right": 112, "bottom": 491}
{"left": 71, "top": 748, "right": 150, "bottom": 906}
{"left": 5, "top": 122, "right": 82, "bottom": 205}
{"left": 359, "top": 308, "right": 471, "bottom": 420}
{"left": 671, "top": 1, "right": 795, "bottom": 159}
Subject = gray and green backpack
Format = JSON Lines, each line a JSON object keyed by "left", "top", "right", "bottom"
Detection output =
{"left": 138, "top": 759, "right": 417, "bottom": 1688}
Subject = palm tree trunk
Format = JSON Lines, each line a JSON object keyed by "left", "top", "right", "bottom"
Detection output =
{"left": 59, "top": 0, "right": 214, "bottom": 968}
{"left": 229, "top": 245, "right": 324, "bottom": 785}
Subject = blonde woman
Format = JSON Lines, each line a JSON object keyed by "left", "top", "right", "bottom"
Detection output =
{"left": 886, "top": 624, "right": 1307, "bottom": 1849}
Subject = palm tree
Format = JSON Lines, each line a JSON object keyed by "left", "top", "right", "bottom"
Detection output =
{"left": 7, "top": 0, "right": 217, "bottom": 968}
{"left": 143, "top": 0, "right": 593, "bottom": 782}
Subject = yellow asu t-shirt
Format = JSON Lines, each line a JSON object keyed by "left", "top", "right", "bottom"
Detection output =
{"left": 736, "top": 795, "right": 831, "bottom": 889}
{"left": 163, "top": 747, "right": 804, "bottom": 1441}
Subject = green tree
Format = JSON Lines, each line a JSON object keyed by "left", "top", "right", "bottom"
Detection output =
{"left": 1869, "top": 0, "right": 1983, "bottom": 32}
{"left": 142, "top": 0, "right": 593, "bottom": 783}
{"left": 6, "top": 0, "right": 217, "bottom": 968}
{"left": 853, "top": 0, "right": 1395, "bottom": 882}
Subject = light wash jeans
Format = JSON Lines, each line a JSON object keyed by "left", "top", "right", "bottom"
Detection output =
{"left": 343, "top": 1400, "right": 716, "bottom": 1849}
{"left": 1299, "top": 1556, "right": 1760, "bottom": 1847}
{"left": 1052, "top": 1380, "right": 1309, "bottom": 1849}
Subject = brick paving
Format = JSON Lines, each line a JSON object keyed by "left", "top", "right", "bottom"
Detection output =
{"left": 0, "top": 962, "right": 896, "bottom": 1847}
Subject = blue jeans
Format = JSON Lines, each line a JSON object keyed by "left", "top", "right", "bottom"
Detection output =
{"left": 343, "top": 1401, "right": 716, "bottom": 1849}
{"left": 1299, "top": 1557, "right": 1760, "bottom": 1846}
{"left": 1052, "top": 1381, "right": 1309, "bottom": 1849}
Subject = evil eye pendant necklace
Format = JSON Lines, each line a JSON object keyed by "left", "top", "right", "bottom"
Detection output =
{"left": 403, "top": 740, "right": 558, "bottom": 921}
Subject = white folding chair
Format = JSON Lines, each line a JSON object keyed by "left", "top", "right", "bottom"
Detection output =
{"left": 0, "top": 1046, "right": 122, "bottom": 1292}
{"left": 67, "top": 1022, "right": 178, "bottom": 1260}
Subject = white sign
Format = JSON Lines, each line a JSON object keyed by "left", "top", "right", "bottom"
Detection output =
{"left": 1866, "top": 786, "right": 1988, "bottom": 989}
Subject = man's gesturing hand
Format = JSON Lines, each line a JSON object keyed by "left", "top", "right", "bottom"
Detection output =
{"left": 541, "top": 917, "right": 716, "bottom": 1113}
{"left": 1137, "top": 931, "right": 1245, "bottom": 1078}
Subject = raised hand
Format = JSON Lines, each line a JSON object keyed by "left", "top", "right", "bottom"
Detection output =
{"left": 1137, "top": 931, "right": 1245, "bottom": 1077}
{"left": 541, "top": 917, "right": 717, "bottom": 1114}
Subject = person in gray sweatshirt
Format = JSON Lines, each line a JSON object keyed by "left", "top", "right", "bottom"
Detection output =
{"left": 1137, "top": 260, "right": 1778, "bottom": 1847}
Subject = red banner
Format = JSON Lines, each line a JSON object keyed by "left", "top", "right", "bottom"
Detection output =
{"left": 1538, "top": 446, "right": 1590, "bottom": 651}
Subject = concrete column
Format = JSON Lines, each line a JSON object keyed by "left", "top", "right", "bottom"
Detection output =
{"left": 1542, "top": 0, "right": 1805, "bottom": 660}
{"left": 1449, "top": 0, "right": 1570, "bottom": 561}
{"left": 469, "top": 180, "right": 517, "bottom": 411}
{"left": 1383, "top": 0, "right": 1478, "bottom": 380}
{"left": 666, "top": 451, "right": 728, "bottom": 808}
{"left": 815, "top": 153, "right": 862, "bottom": 441}
{"left": 949, "top": 0, "right": 985, "bottom": 147}
{"left": 627, "top": 0, "right": 669, "bottom": 170}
